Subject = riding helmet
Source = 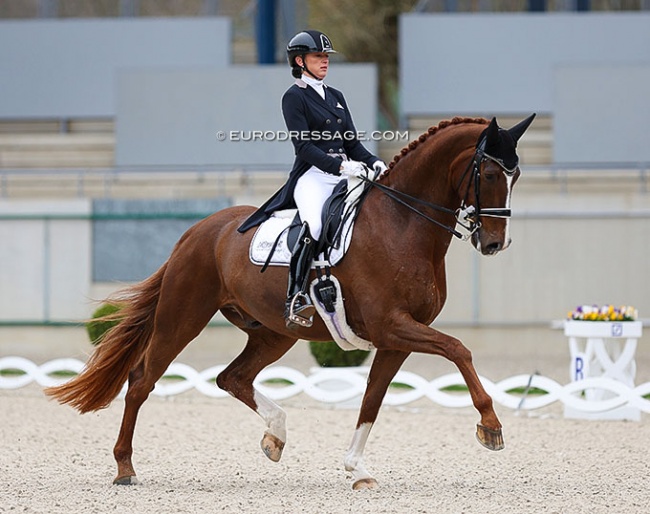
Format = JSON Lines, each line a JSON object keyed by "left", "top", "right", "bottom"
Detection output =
{"left": 287, "top": 30, "right": 337, "bottom": 77}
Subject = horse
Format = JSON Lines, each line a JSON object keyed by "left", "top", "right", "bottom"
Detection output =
{"left": 45, "top": 114, "right": 535, "bottom": 490}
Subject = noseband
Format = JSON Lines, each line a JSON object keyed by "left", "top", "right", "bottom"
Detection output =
{"left": 363, "top": 140, "right": 516, "bottom": 242}
{"left": 454, "top": 138, "right": 518, "bottom": 234}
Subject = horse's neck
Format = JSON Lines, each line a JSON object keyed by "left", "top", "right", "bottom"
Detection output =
{"left": 376, "top": 139, "right": 468, "bottom": 260}
{"left": 391, "top": 146, "right": 461, "bottom": 217}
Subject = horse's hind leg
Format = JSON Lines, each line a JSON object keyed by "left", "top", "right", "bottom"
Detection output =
{"left": 113, "top": 359, "right": 149, "bottom": 485}
{"left": 216, "top": 327, "right": 297, "bottom": 463}
{"left": 113, "top": 293, "right": 220, "bottom": 485}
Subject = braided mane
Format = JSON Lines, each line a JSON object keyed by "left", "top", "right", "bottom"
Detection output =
{"left": 387, "top": 117, "right": 488, "bottom": 173}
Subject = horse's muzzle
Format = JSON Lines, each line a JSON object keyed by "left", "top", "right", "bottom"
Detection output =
{"left": 482, "top": 241, "right": 503, "bottom": 255}
{"left": 472, "top": 232, "right": 511, "bottom": 255}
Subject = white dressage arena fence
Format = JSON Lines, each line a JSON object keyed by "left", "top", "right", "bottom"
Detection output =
{"left": 1, "top": 356, "right": 649, "bottom": 417}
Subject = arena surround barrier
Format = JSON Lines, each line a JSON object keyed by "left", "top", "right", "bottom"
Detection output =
{"left": 1, "top": 356, "right": 649, "bottom": 419}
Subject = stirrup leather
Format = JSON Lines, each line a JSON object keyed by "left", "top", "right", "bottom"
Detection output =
{"left": 285, "top": 221, "right": 316, "bottom": 328}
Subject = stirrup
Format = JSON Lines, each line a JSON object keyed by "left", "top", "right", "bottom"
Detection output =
{"left": 286, "top": 293, "right": 315, "bottom": 328}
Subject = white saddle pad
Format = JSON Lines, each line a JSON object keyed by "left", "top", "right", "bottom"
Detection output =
{"left": 249, "top": 209, "right": 354, "bottom": 267}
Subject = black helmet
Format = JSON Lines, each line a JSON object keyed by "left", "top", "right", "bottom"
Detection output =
{"left": 286, "top": 30, "right": 336, "bottom": 69}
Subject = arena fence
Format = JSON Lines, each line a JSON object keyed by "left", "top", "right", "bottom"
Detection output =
{"left": 1, "top": 357, "right": 649, "bottom": 416}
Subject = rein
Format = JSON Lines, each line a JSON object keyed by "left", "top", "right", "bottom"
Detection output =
{"left": 361, "top": 179, "right": 465, "bottom": 239}
{"left": 364, "top": 143, "right": 515, "bottom": 241}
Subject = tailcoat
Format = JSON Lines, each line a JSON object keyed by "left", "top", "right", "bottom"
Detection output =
{"left": 238, "top": 78, "right": 378, "bottom": 233}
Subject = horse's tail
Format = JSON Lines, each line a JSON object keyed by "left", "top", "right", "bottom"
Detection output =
{"left": 44, "top": 262, "right": 168, "bottom": 414}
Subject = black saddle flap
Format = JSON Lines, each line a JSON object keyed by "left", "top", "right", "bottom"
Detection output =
{"left": 286, "top": 212, "right": 302, "bottom": 250}
{"left": 319, "top": 180, "right": 348, "bottom": 253}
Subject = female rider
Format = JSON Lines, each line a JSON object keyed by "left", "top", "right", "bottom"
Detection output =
{"left": 238, "top": 30, "right": 387, "bottom": 329}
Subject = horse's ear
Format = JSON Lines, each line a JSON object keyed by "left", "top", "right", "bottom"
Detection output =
{"left": 484, "top": 117, "right": 500, "bottom": 149}
{"left": 508, "top": 113, "right": 536, "bottom": 143}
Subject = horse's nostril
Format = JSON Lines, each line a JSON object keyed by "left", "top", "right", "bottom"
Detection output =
{"left": 485, "top": 242, "right": 502, "bottom": 254}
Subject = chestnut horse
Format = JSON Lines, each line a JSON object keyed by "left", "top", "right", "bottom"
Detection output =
{"left": 46, "top": 114, "right": 535, "bottom": 490}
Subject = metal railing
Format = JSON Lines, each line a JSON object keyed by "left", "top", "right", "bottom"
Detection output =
{"left": 0, "top": 165, "right": 291, "bottom": 200}
{"left": 1, "top": 162, "right": 648, "bottom": 199}
{"left": 523, "top": 162, "right": 649, "bottom": 193}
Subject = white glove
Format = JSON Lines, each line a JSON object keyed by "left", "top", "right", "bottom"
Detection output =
{"left": 372, "top": 160, "right": 388, "bottom": 179}
{"left": 340, "top": 160, "right": 369, "bottom": 179}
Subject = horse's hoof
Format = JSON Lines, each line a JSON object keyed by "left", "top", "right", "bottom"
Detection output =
{"left": 476, "top": 423, "right": 505, "bottom": 451}
{"left": 113, "top": 475, "right": 140, "bottom": 486}
{"left": 260, "top": 432, "right": 285, "bottom": 462}
{"left": 352, "top": 478, "right": 378, "bottom": 490}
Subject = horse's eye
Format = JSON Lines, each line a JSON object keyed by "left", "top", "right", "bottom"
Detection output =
{"left": 482, "top": 171, "right": 497, "bottom": 182}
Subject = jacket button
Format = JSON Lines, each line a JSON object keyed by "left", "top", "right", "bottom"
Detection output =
{"left": 337, "top": 118, "right": 342, "bottom": 124}
{"left": 338, "top": 148, "right": 343, "bottom": 152}
{"left": 325, "top": 119, "right": 331, "bottom": 124}
{"left": 328, "top": 149, "right": 334, "bottom": 153}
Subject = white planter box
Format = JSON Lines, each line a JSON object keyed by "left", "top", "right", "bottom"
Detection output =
{"left": 564, "top": 320, "right": 642, "bottom": 338}
{"left": 562, "top": 320, "right": 642, "bottom": 421}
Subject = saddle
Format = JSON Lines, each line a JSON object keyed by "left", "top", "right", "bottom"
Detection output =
{"left": 249, "top": 179, "right": 366, "bottom": 269}
{"left": 248, "top": 176, "right": 373, "bottom": 351}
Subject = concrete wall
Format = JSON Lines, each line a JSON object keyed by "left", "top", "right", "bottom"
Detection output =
{"left": 0, "top": 18, "right": 230, "bottom": 118}
{"left": 114, "top": 64, "right": 378, "bottom": 167}
{"left": 399, "top": 13, "right": 650, "bottom": 163}
{"left": 440, "top": 182, "right": 650, "bottom": 325}
{"left": 0, "top": 200, "right": 91, "bottom": 321}
{"left": 93, "top": 198, "right": 231, "bottom": 281}
{"left": 442, "top": 216, "right": 650, "bottom": 325}
{"left": 0, "top": 198, "right": 230, "bottom": 321}
{"left": 399, "top": 12, "right": 650, "bottom": 117}
{"left": 1, "top": 184, "right": 649, "bottom": 325}
{"left": 553, "top": 64, "right": 650, "bottom": 163}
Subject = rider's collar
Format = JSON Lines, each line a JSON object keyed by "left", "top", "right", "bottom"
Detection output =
{"left": 300, "top": 74, "right": 324, "bottom": 87}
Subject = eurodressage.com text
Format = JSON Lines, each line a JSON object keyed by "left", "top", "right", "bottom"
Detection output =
{"left": 215, "top": 130, "right": 410, "bottom": 143}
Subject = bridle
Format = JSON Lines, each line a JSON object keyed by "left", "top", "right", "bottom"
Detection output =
{"left": 362, "top": 137, "right": 518, "bottom": 241}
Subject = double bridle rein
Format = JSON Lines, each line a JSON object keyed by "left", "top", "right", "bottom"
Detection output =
{"left": 363, "top": 140, "right": 518, "bottom": 241}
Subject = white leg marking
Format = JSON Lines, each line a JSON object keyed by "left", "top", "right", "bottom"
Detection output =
{"left": 344, "top": 423, "right": 374, "bottom": 483}
{"left": 254, "top": 389, "right": 287, "bottom": 443}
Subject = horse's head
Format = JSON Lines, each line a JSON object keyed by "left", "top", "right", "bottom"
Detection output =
{"left": 460, "top": 114, "right": 536, "bottom": 255}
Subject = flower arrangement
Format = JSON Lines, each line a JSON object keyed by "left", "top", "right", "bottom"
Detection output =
{"left": 567, "top": 304, "right": 638, "bottom": 322}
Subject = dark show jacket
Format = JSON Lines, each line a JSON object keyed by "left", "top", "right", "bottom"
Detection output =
{"left": 237, "top": 78, "right": 378, "bottom": 233}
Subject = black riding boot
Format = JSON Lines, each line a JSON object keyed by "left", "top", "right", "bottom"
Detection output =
{"left": 284, "top": 222, "right": 316, "bottom": 328}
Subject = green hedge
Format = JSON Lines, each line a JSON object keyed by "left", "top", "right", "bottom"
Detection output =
{"left": 86, "top": 303, "right": 123, "bottom": 346}
{"left": 309, "top": 340, "right": 370, "bottom": 367}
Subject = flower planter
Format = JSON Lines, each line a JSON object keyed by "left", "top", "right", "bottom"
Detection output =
{"left": 564, "top": 320, "right": 642, "bottom": 339}
{"left": 563, "top": 320, "right": 643, "bottom": 421}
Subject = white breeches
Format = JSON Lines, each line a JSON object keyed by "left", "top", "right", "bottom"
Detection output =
{"left": 294, "top": 166, "right": 345, "bottom": 240}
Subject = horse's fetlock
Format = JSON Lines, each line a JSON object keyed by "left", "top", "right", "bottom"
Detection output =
{"left": 215, "top": 371, "right": 230, "bottom": 393}
{"left": 113, "top": 446, "right": 131, "bottom": 463}
{"left": 476, "top": 395, "right": 495, "bottom": 414}
{"left": 344, "top": 454, "right": 357, "bottom": 472}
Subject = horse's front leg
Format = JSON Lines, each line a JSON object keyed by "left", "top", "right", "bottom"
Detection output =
{"left": 345, "top": 349, "right": 409, "bottom": 490}
{"left": 381, "top": 315, "right": 504, "bottom": 451}
{"left": 216, "top": 329, "right": 297, "bottom": 463}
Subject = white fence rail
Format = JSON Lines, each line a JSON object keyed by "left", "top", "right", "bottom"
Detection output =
{"left": 2, "top": 357, "right": 650, "bottom": 414}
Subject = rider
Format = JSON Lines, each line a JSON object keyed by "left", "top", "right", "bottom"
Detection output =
{"left": 238, "top": 30, "right": 387, "bottom": 329}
